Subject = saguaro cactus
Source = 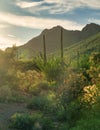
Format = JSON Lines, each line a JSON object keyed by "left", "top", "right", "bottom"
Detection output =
{"left": 61, "top": 27, "right": 64, "bottom": 62}
{"left": 77, "top": 50, "right": 80, "bottom": 68}
{"left": 43, "top": 34, "right": 47, "bottom": 64}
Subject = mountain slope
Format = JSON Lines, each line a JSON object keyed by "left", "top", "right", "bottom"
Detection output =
{"left": 18, "top": 23, "right": 100, "bottom": 58}
{"left": 64, "top": 32, "right": 100, "bottom": 60}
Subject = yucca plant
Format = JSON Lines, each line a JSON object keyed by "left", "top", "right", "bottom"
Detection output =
{"left": 41, "top": 57, "right": 66, "bottom": 84}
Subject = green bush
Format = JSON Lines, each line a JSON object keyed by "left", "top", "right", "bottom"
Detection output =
{"left": 0, "top": 86, "right": 26, "bottom": 103}
{"left": 27, "top": 96, "right": 50, "bottom": 111}
{"left": 54, "top": 71, "right": 85, "bottom": 126}
{"left": 29, "top": 81, "right": 50, "bottom": 96}
{"left": 17, "top": 70, "right": 44, "bottom": 93}
{"left": 42, "top": 57, "right": 65, "bottom": 84}
{"left": 10, "top": 112, "right": 56, "bottom": 130}
{"left": 52, "top": 100, "right": 81, "bottom": 126}
{"left": 10, "top": 113, "right": 42, "bottom": 130}
{"left": 10, "top": 113, "right": 34, "bottom": 130}
{"left": 33, "top": 56, "right": 66, "bottom": 84}
{"left": 0, "top": 85, "right": 12, "bottom": 102}
{"left": 58, "top": 122, "right": 69, "bottom": 130}
{"left": 41, "top": 117, "right": 55, "bottom": 130}
{"left": 8, "top": 91, "right": 26, "bottom": 103}
{"left": 71, "top": 116, "right": 100, "bottom": 130}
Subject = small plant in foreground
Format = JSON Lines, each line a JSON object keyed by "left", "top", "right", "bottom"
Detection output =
{"left": 27, "top": 96, "right": 50, "bottom": 111}
{"left": 10, "top": 113, "right": 42, "bottom": 130}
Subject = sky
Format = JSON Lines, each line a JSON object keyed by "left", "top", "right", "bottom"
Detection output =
{"left": 0, "top": 0, "right": 100, "bottom": 50}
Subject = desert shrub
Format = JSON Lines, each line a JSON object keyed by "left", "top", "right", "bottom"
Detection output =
{"left": 32, "top": 55, "right": 44, "bottom": 70}
{"left": 10, "top": 113, "right": 34, "bottom": 130}
{"left": 0, "top": 85, "right": 12, "bottom": 102}
{"left": 42, "top": 57, "right": 66, "bottom": 84}
{"left": 85, "top": 52, "right": 100, "bottom": 84}
{"left": 27, "top": 96, "right": 50, "bottom": 111}
{"left": 51, "top": 99, "right": 82, "bottom": 127}
{"left": 41, "top": 117, "right": 55, "bottom": 130}
{"left": 0, "top": 85, "right": 26, "bottom": 103}
{"left": 32, "top": 56, "right": 66, "bottom": 84}
{"left": 10, "top": 112, "right": 58, "bottom": 130}
{"left": 17, "top": 70, "right": 44, "bottom": 93}
{"left": 34, "top": 81, "right": 50, "bottom": 90}
{"left": 82, "top": 85, "right": 99, "bottom": 106}
{"left": 59, "top": 71, "right": 86, "bottom": 105}
{"left": 10, "top": 112, "right": 57, "bottom": 130}
{"left": 10, "top": 113, "right": 42, "bottom": 130}
{"left": 17, "top": 60, "right": 40, "bottom": 71}
{"left": 89, "top": 52, "right": 100, "bottom": 66}
{"left": 58, "top": 122, "right": 69, "bottom": 130}
{"left": 8, "top": 90, "right": 27, "bottom": 103}
{"left": 54, "top": 71, "right": 86, "bottom": 127}
{"left": 79, "top": 54, "right": 90, "bottom": 69}
{"left": 71, "top": 115, "right": 100, "bottom": 130}
{"left": 29, "top": 81, "right": 50, "bottom": 96}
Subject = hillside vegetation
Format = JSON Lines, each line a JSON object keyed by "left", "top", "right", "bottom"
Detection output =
{"left": 64, "top": 32, "right": 100, "bottom": 66}
{"left": 65, "top": 32, "right": 100, "bottom": 55}
{"left": 18, "top": 23, "right": 100, "bottom": 58}
{"left": 0, "top": 31, "right": 100, "bottom": 130}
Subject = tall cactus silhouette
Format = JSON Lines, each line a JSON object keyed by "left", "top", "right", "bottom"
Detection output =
{"left": 43, "top": 34, "right": 47, "bottom": 64}
{"left": 77, "top": 50, "right": 80, "bottom": 68}
{"left": 61, "top": 27, "right": 64, "bottom": 62}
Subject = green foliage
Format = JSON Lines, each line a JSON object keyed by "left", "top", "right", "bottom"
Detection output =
{"left": 71, "top": 112, "right": 100, "bottom": 130}
{"left": 64, "top": 33, "right": 100, "bottom": 68}
{"left": 27, "top": 96, "right": 50, "bottom": 111}
{"left": 70, "top": 52, "right": 100, "bottom": 130}
{"left": 89, "top": 52, "right": 100, "bottom": 66}
{"left": 8, "top": 91, "right": 26, "bottom": 103}
{"left": 32, "top": 56, "right": 66, "bottom": 84}
{"left": 0, "top": 85, "right": 12, "bottom": 102}
{"left": 41, "top": 117, "right": 55, "bottom": 130}
{"left": 0, "top": 85, "right": 26, "bottom": 103}
{"left": 10, "top": 112, "right": 56, "bottom": 130}
{"left": 29, "top": 81, "right": 50, "bottom": 96}
{"left": 17, "top": 70, "right": 44, "bottom": 93}
{"left": 32, "top": 55, "right": 44, "bottom": 71}
{"left": 10, "top": 113, "right": 42, "bottom": 130}
{"left": 58, "top": 122, "right": 69, "bottom": 130}
{"left": 0, "top": 44, "right": 100, "bottom": 130}
{"left": 10, "top": 113, "right": 33, "bottom": 130}
{"left": 41, "top": 57, "right": 66, "bottom": 84}
{"left": 79, "top": 54, "right": 90, "bottom": 69}
{"left": 54, "top": 71, "right": 87, "bottom": 127}
{"left": 87, "top": 52, "right": 100, "bottom": 85}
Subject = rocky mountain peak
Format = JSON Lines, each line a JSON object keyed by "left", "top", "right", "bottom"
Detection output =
{"left": 82, "top": 23, "right": 100, "bottom": 32}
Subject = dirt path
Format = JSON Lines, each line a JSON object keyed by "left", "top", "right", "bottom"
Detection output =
{"left": 0, "top": 103, "right": 29, "bottom": 130}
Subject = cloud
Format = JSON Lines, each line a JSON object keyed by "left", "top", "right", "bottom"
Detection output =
{"left": 16, "top": 0, "right": 100, "bottom": 14}
{"left": 80, "top": 0, "right": 100, "bottom": 9}
{"left": 0, "top": 23, "right": 8, "bottom": 28}
{"left": 0, "top": 34, "right": 21, "bottom": 50}
{"left": 7, "top": 34, "right": 16, "bottom": 38}
{"left": 47, "top": 0, "right": 100, "bottom": 14}
{"left": 0, "top": 12, "right": 84, "bottom": 30}
{"left": 0, "top": 24, "right": 6, "bottom": 28}
{"left": 44, "top": 0, "right": 60, "bottom": 4}
{"left": 16, "top": 1, "right": 43, "bottom": 8}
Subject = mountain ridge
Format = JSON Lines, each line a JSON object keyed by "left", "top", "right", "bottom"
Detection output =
{"left": 18, "top": 23, "right": 100, "bottom": 58}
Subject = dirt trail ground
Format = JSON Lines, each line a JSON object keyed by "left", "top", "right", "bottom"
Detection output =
{"left": 0, "top": 103, "right": 28, "bottom": 130}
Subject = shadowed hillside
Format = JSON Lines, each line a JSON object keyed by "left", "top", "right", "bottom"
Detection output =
{"left": 18, "top": 23, "right": 100, "bottom": 58}
{"left": 65, "top": 32, "right": 100, "bottom": 59}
